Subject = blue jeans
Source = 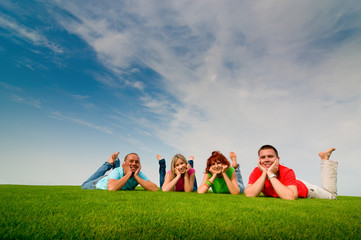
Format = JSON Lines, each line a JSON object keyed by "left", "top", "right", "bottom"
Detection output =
{"left": 234, "top": 164, "right": 245, "bottom": 193}
{"left": 81, "top": 159, "right": 120, "bottom": 189}
{"left": 159, "top": 159, "right": 198, "bottom": 191}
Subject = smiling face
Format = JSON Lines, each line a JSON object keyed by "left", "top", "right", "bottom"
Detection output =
{"left": 205, "top": 151, "right": 230, "bottom": 173}
{"left": 258, "top": 148, "right": 279, "bottom": 169}
{"left": 174, "top": 158, "right": 187, "bottom": 173}
{"left": 125, "top": 153, "right": 140, "bottom": 172}
{"left": 170, "top": 154, "right": 187, "bottom": 175}
{"left": 210, "top": 160, "right": 223, "bottom": 172}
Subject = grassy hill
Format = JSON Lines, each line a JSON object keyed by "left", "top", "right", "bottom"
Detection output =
{"left": 1, "top": 185, "right": 360, "bottom": 239}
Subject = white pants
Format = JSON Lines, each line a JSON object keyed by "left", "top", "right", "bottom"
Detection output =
{"left": 300, "top": 160, "right": 338, "bottom": 199}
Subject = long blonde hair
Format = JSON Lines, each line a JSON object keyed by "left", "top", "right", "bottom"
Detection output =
{"left": 170, "top": 154, "right": 187, "bottom": 179}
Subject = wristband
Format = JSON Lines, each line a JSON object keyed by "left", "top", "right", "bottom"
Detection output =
{"left": 268, "top": 174, "right": 277, "bottom": 180}
{"left": 205, "top": 182, "right": 211, "bottom": 188}
{"left": 206, "top": 180, "right": 213, "bottom": 186}
{"left": 208, "top": 180, "right": 214, "bottom": 185}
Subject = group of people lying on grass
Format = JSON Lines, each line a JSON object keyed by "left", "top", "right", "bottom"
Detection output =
{"left": 82, "top": 145, "right": 338, "bottom": 200}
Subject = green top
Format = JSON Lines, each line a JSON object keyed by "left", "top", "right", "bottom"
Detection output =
{"left": 207, "top": 167, "right": 235, "bottom": 193}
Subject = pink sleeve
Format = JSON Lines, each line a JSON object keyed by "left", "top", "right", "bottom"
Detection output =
{"left": 188, "top": 168, "right": 195, "bottom": 175}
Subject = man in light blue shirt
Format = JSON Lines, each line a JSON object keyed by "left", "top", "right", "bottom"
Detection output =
{"left": 82, "top": 152, "right": 158, "bottom": 191}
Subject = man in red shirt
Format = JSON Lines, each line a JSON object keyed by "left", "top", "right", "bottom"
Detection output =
{"left": 244, "top": 145, "right": 338, "bottom": 200}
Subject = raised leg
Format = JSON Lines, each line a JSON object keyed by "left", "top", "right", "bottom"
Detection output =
{"left": 81, "top": 162, "right": 113, "bottom": 189}
{"left": 229, "top": 152, "right": 245, "bottom": 193}
{"left": 301, "top": 180, "right": 337, "bottom": 199}
{"left": 303, "top": 148, "right": 338, "bottom": 199}
{"left": 157, "top": 155, "right": 166, "bottom": 189}
{"left": 114, "top": 158, "right": 120, "bottom": 168}
{"left": 188, "top": 157, "right": 198, "bottom": 191}
{"left": 319, "top": 148, "right": 338, "bottom": 198}
{"left": 81, "top": 152, "right": 119, "bottom": 189}
{"left": 234, "top": 164, "right": 245, "bottom": 193}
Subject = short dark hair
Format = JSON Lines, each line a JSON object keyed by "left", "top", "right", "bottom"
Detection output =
{"left": 124, "top": 153, "right": 139, "bottom": 162}
{"left": 258, "top": 145, "right": 278, "bottom": 157}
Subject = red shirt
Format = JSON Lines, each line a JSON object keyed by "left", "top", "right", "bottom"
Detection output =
{"left": 248, "top": 165, "right": 308, "bottom": 198}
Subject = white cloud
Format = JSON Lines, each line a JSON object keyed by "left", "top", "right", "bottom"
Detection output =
{"left": 10, "top": 94, "right": 42, "bottom": 109}
{"left": 52, "top": 1, "right": 361, "bottom": 195}
{"left": 50, "top": 111, "right": 113, "bottom": 134}
{"left": 14, "top": 57, "right": 48, "bottom": 71}
{"left": 0, "top": 82, "right": 43, "bottom": 109}
{"left": 0, "top": 82, "right": 22, "bottom": 92}
{"left": 0, "top": 15, "right": 63, "bottom": 54}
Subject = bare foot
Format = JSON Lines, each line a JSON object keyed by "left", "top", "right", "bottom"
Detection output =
{"left": 188, "top": 155, "right": 194, "bottom": 161}
{"left": 156, "top": 154, "right": 163, "bottom": 160}
{"left": 318, "top": 148, "right": 336, "bottom": 160}
{"left": 108, "top": 152, "right": 120, "bottom": 164}
{"left": 230, "top": 152, "right": 238, "bottom": 169}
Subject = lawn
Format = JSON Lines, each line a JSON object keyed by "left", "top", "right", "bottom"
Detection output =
{"left": 0, "top": 185, "right": 360, "bottom": 239}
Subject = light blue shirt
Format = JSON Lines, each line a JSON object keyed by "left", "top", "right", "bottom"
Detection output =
{"left": 96, "top": 167, "right": 149, "bottom": 190}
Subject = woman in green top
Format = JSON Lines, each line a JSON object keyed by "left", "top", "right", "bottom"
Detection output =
{"left": 198, "top": 151, "right": 242, "bottom": 195}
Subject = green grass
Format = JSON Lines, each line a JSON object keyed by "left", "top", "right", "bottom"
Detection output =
{"left": 1, "top": 185, "right": 360, "bottom": 239}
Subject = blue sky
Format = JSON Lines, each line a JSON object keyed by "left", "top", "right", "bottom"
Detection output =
{"left": 1, "top": 0, "right": 361, "bottom": 196}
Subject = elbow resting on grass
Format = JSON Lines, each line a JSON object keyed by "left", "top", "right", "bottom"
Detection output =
{"left": 244, "top": 188, "right": 298, "bottom": 200}
{"left": 149, "top": 185, "right": 159, "bottom": 192}
{"left": 244, "top": 191, "right": 258, "bottom": 198}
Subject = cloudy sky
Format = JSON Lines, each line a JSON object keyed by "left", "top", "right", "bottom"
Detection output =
{"left": 1, "top": 0, "right": 360, "bottom": 197}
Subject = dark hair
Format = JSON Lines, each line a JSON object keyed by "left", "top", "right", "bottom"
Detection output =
{"left": 124, "top": 153, "right": 139, "bottom": 162}
{"left": 258, "top": 145, "right": 278, "bottom": 157}
{"left": 205, "top": 151, "right": 230, "bottom": 173}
